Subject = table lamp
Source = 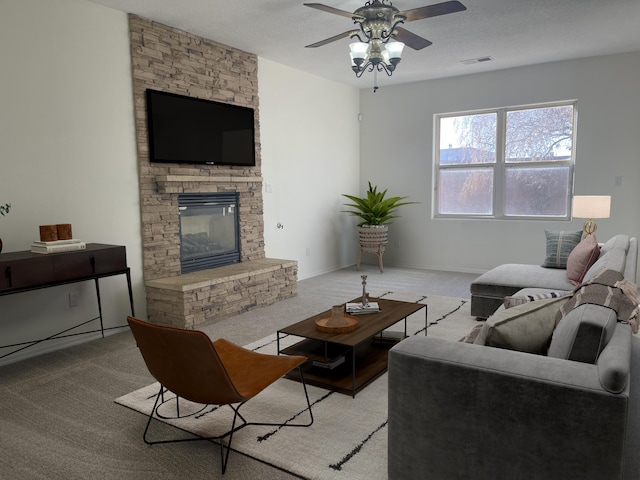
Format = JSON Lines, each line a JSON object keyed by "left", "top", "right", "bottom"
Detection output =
{"left": 572, "top": 195, "right": 611, "bottom": 236}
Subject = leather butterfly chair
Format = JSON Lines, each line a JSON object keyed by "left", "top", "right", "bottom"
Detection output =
{"left": 127, "top": 316, "right": 314, "bottom": 474}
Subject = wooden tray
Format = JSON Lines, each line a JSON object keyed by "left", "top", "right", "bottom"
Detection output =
{"left": 315, "top": 314, "right": 359, "bottom": 333}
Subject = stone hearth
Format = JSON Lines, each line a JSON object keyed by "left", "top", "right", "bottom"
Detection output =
{"left": 146, "top": 259, "right": 297, "bottom": 329}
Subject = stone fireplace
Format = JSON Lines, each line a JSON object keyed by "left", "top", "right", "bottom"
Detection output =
{"left": 128, "top": 15, "right": 297, "bottom": 329}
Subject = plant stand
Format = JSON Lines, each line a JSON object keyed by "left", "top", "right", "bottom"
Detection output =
{"left": 357, "top": 226, "right": 388, "bottom": 273}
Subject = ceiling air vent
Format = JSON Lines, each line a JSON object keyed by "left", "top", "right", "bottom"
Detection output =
{"left": 461, "top": 56, "right": 493, "bottom": 65}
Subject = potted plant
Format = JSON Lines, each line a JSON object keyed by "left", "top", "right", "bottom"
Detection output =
{"left": 0, "top": 203, "right": 10, "bottom": 254}
{"left": 342, "top": 183, "right": 416, "bottom": 271}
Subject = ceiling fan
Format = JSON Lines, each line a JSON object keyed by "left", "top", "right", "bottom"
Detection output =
{"left": 305, "top": 0, "right": 466, "bottom": 50}
{"left": 304, "top": 0, "right": 466, "bottom": 87}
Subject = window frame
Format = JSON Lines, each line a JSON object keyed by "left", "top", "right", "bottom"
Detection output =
{"left": 433, "top": 100, "right": 577, "bottom": 220}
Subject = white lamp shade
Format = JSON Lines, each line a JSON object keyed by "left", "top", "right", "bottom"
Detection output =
{"left": 349, "top": 42, "right": 369, "bottom": 60}
{"left": 385, "top": 41, "right": 405, "bottom": 59}
{"left": 572, "top": 195, "right": 611, "bottom": 219}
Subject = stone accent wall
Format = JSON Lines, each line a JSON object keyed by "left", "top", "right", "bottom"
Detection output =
{"left": 128, "top": 16, "right": 297, "bottom": 328}
{"left": 129, "top": 15, "right": 265, "bottom": 281}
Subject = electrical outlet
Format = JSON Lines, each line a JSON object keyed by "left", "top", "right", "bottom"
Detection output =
{"left": 69, "top": 292, "right": 79, "bottom": 307}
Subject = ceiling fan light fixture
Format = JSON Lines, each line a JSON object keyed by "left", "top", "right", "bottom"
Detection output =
{"left": 349, "top": 42, "right": 369, "bottom": 62}
{"left": 350, "top": 53, "right": 365, "bottom": 72}
{"left": 305, "top": 0, "right": 467, "bottom": 90}
{"left": 385, "top": 41, "right": 404, "bottom": 64}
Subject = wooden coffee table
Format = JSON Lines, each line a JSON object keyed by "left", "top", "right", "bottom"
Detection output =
{"left": 277, "top": 297, "right": 427, "bottom": 397}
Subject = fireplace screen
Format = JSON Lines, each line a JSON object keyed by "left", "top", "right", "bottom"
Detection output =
{"left": 178, "top": 193, "right": 240, "bottom": 273}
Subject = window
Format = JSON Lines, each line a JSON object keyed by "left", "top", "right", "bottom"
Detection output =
{"left": 435, "top": 102, "right": 576, "bottom": 219}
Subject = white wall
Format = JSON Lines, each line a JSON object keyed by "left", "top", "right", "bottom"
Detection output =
{"left": 0, "top": 0, "right": 144, "bottom": 365}
{"left": 359, "top": 52, "right": 640, "bottom": 275}
{"left": 258, "top": 58, "right": 361, "bottom": 279}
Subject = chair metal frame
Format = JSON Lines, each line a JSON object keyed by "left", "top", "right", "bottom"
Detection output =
{"left": 127, "top": 316, "right": 314, "bottom": 474}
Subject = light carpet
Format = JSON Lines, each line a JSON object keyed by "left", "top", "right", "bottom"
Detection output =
{"left": 115, "top": 293, "right": 480, "bottom": 480}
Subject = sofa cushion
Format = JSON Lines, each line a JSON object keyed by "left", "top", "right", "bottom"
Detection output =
{"left": 583, "top": 234, "right": 630, "bottom": 283}
{"left": 542, "top": 229, "right": 583, "bottom": 268}
{"left": 567, "top": 234, "right": 600, "bottom": 285}
{"left": 471, "top": 264, "right": 575, "bottom": 296}
{"left": 474, "top": 296, "right": 568, "bottom": 353}
{"left": 548, "top": 303, "right": 618, "bottom": 362}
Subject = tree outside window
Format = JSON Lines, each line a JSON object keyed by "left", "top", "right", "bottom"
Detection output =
{"left": 435, "top": 102, "right": 576, "bottom": 219}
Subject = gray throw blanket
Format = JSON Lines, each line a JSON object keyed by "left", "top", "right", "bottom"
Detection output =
{"left": 556, "top": 269, "right": 639, "bottom": 333}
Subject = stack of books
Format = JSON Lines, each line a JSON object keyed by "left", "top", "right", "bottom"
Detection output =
{"left": 312, "top": 355, "right": 345, "bottom": 370}
{"left": 31, "top": 239, "right": 86, "bottom": 254}
{"left": 345, "top": 302, "right": 381, "bottom": 314}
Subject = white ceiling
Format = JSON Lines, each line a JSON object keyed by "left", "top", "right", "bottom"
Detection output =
{"left": 87, "top": 0, "right": 640, "bottom": 89}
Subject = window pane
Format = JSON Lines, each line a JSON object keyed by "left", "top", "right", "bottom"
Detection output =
{"left": 439, "top": 168, "right": 494, "bottom": 214}
{"left": 439, "top": 114, "right": 496, "bottom": 165}
{"left": 505, "top": 106, "right": 574, "bottom": 163}
{"left": 504, "top": 166, "right": 570, "bottom": 216}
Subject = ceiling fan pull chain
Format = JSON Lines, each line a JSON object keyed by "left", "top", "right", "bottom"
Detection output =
{"left": 373, "top": 68, "right": 379, "bottom": 93}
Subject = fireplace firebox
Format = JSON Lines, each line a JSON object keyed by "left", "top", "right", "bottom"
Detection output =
{"left": 178, "top": 193, "right": 240, "bottom": 273}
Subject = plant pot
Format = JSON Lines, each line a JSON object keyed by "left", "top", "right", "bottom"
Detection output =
{"left": 358, "top": 225, "right": 389, "bottom": 253}
{"left": 357, "top": 225, "right": 389, "bottom": 273}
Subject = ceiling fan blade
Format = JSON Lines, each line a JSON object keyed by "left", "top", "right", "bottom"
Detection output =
{"left": 393, "top": 27, "right": 433, "bottom": 50}
{"left": 303, "top": 3, "right": 355, "bottom": 19}
{"left": 399, "top": 1, "right": 467, "bottom": 22}
{"left": 305, "top": 31, "right": 354, "bottom": 48}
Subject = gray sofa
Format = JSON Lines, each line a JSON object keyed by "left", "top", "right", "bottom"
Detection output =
{"left": 387, "top": 234, "right": 639, "bottom": 480}
{"left": 470, "top": 234, "right": 638, "bottom": 319}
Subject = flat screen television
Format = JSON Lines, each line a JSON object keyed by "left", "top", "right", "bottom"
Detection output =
{"left": 146, "top": 89, "right": 256, "bottom": 166}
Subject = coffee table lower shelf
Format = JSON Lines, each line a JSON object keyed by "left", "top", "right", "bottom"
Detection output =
{"left": 281, "top": 336, "right": 403, "bottom": 396}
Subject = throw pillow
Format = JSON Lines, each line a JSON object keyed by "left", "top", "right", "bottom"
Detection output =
{"left": 542, "top": 230, "right": 583, "bottom": 269}
{"left": 566, "top": 234, "right": 600, "bottom": 285}
{"left": 503, "top": 291, "right": 571, "bottom": 309}
{"left": 473, "top": 296, "right": 569, "bottom": 354}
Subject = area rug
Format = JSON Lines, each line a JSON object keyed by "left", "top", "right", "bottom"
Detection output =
{"left": 115, "top": 293, "right": 479, "bottom": 480}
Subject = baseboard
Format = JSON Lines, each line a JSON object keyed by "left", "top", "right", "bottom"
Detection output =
{"left": 299, "top": 262, "right": 486, "bottom": 281}
{"left": 297, "top": 262, "right": 356, "bottom": 281}
{"left": 374, "top": 261, "right": 487, "bottom": 275}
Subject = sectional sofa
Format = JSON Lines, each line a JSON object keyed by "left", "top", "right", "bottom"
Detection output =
{"left": 387, "top": 234, "right": 639, "bottom": 480}
{"left": 470, "top": 233, "right": 637, "bottom": 319}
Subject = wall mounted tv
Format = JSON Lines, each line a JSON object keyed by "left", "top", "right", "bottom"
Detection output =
{"left": 146, "top": 89, "right": 256, "bottom": 166}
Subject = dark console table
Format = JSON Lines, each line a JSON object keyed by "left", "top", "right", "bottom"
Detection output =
{"left": 0, "top": 243, "right": 134, "bottom": 360}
